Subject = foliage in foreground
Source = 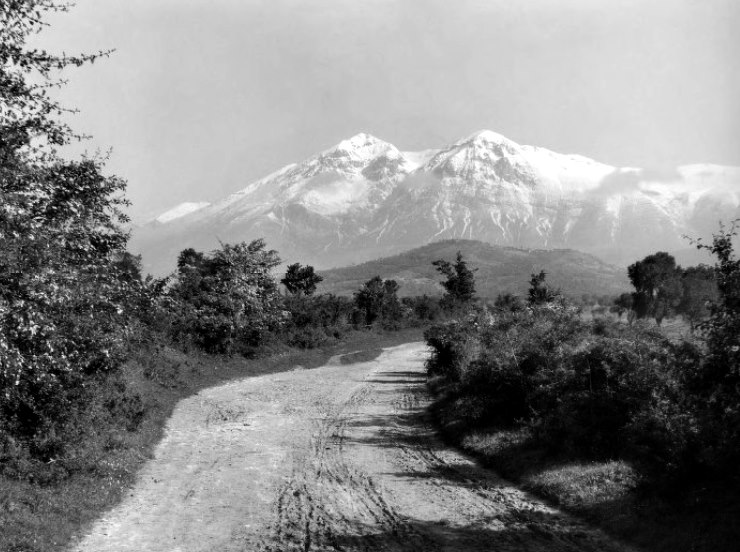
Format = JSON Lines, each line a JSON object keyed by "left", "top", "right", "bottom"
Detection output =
{"left": 1, "top": 1, "right": 135, "bottom": 468}
{"left": 426, "top": 225, "right": 740, "bottom": 480}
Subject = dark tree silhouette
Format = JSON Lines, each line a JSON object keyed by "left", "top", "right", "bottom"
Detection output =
{"left": 433, "top": 251, "right": 477, "bottom": 307}
{"left": 611, "top": 292, "right": 635, "bottom": 323}
{"left": 527, "top": 270, "right": 560, "bottom": 305}
{"left": 177, "top": 248, "right": 207, "bottom": 272}
{"left": 677, "top": 265, "right": 718, "bottom": 331}
{"left": 281, "top": 263, "right": 323, "bottom": 295}
{"left": 354, "top": 276, "right": 400, "bottom": 325}
{"left": 627, "top": 252, "right": 682, "bottom": 325}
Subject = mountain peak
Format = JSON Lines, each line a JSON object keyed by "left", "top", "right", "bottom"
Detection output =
{"left": 424, "top": 129, "right": 524, "bottom": 178}
{"left": 459, "top": 129, "right": 518, "bottom": 147}
{"left": 345, "top": 131, "right": 384, "bottom": 143}
{"left": 332, "top": 132, "right": 390, "bottom": 153}
{"left": 313, "top": 132, "right": 399, "bottom": 167}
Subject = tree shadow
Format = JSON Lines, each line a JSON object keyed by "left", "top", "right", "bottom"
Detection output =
{"left": 336, "top": 368, "right": 650, "bottom": 550}
{"left": 317, "top": 513, "right": 623, "bottom": 552}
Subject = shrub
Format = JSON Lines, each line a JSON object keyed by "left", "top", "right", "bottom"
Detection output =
{"left": 532, "top": 333, "right": 673, "bottom": 458}
{"left": 425, "top": 225, "right": 740, "bottom": 482}
{"left": 424, "top": 317, "right": 482, "bottom": 381}
{"left": 425, "top": 298, "right": 703, "bottom": 470}
{"left": 687, "top": 223, "right": 740, "bottom": 470}
{"left": 402, "top": 295, "right": 442, "bottom": 322}
{"left": 286, "top": 326, "right": 330, "bottom": 349}
{"left": 166, "top": 240, "right": 284, "bottom": 353}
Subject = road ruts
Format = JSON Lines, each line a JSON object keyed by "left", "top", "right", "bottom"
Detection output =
{"left": 71, "top": 342, "right": 637, "bottom": 552}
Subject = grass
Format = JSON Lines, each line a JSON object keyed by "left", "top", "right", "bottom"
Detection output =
{"left": 430, "top": 382, "right": 740, "bottom": 552}
{"left": 0, "top": 327, "right": 423, "bottom": 552}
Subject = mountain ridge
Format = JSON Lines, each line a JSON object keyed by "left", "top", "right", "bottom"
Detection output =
{"left": 130, "top": 130, "right": 740, "bottom": 275}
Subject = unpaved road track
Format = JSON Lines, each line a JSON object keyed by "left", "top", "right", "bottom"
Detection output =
{"left": 71, "top": 342, "right": 633, "bottom": 552}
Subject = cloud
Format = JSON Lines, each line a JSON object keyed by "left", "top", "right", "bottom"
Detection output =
{"left": 590, "top": 166, "right": 682, "bottom": 197}
{"left": 589, "top": 169, "right": 643, "bottom": 197}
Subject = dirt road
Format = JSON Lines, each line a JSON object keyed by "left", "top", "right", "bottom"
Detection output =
{"left": 71, "top": 342, "right": 632, "bottom": 552}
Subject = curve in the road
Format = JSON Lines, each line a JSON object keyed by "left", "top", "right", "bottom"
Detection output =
{"left": 71, "top": 342, "right": 635, "bottom": 552}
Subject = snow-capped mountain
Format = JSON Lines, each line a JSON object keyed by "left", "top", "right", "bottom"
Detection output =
{"left": 130, "top": 131, "right": 740, "bottom": 275}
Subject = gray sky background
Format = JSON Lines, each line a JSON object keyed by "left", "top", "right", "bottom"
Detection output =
{"left": 34, "top": 0, "right": 740, "bottom": 221}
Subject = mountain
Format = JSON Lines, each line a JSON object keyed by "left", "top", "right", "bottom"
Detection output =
{"left": 130, "top": 131, "right": 740, "bottom": 275}
{"left": 316, "top": 239, "right": 630, "bottom": 300}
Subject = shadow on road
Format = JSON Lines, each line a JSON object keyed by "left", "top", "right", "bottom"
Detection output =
{"left": 324, "top": 506, "right": 615, "bottom": 552}
{"left": 332, "top": 365, "right": 635, "bottom": 552}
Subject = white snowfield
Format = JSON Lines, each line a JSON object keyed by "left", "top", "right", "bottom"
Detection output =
{"left": 138, "top": 130, "right": 740, "bottom": 273}
{"left": 154, "top": 202, "right": 211, "bottom": 224}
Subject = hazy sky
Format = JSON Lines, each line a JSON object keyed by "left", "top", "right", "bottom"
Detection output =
{"left": 34, "top": 0, "right": 740, "bottom": 220}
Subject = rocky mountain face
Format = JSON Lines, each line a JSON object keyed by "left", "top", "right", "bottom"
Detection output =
{"left": 130, "top": 131, "right": 740, "bottom": 275}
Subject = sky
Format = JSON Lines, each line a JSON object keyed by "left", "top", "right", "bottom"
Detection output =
{"left": 33, "top": 0, "right": 740, "bottom": 221}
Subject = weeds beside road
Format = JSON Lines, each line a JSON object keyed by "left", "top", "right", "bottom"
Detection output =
{"left": 71, "top": 342, "right": 631, "bottom": 552}
{"left": 429, "top": 376, "right": 740, "bottom": 552}
{"left": 0, "top": 329, "right": 420, "bottom": 552}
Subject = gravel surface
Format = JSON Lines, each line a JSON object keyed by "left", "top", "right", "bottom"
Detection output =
{"left": 71, "top": 342, "right": 635, "bottom": 552}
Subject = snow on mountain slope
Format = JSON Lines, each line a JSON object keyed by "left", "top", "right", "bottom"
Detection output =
{"left": 185, "top": 133, "right": 414, "bottom": 221}
{"left": 130, "top": 131, "right": 740, "bottom": 275}
{"left": 154, "top": 202, "right": 211, "bottom": 224}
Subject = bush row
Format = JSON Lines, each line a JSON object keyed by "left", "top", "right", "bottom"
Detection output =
{"left": 426, "top": 227, "right": 740, "bottom": 481}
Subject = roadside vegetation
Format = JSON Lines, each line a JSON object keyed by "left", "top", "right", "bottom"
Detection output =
{"left": 0, "top": 5, "right": 438, "bottom": 550}
{"left": 425, "top": 225, "right": 740, "bottom": 551}
{"left": 3, "top": 4, "right": 738, "bottom": 552}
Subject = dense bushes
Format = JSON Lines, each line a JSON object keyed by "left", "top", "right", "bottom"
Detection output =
{"left": 427, "top": 305, "right": 697, "bottom": 473}
{"left": 0, "top": 3, "right": 136, "bottom": 470}
{"left": 281, "top": 293, "right": 354, "bottom": 348}
{"left": 426, "top": 229, "right": 740, "bottom": 481}
{"left": 166, "top": 241, "right": 284, "bottom": 353}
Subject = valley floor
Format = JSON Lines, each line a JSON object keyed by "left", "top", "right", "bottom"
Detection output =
{"left": 70, "top": 342, "right": 632, "bottom": 552}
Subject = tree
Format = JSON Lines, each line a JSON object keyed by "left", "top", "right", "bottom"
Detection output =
{"left": 611, "top": 292, "right": 634, "bottom": 323}
{"left": 177, "top": 248, "right": 206, "bottom": 272}
{"left": 168, "top": 240, "right": 283, "bottom": 352}
{"left": 1, "top": 3, "right": 111, "bottom": 152}
{"left": 353, "top": 276, "right": 400, "bottom": 326}
{"left": 433, "top": 251, "right": 477, "bottom": 307}
{"left": 677, "top": 265, "right": 718, "bottom": 331}
{"left": 688, "top": 222, "right": 740, "bottom": 467}
{"left": 527, "top": 270, "right": 560, "bottom": 306}
{"left": 1, "top": 3, "right": 131, "bottom": 445}
{"left": 627, "top": 252, "right": 682, "bottom": 325}
{"left": 281, "top": 263, "right": 323, "bottom": 295}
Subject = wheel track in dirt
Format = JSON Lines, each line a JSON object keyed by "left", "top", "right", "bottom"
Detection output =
{"left": 72, "top": 342, "right": 638, "bottom": 552}
{"left": 253, "top": 371, "right": 434, "bottom": 552}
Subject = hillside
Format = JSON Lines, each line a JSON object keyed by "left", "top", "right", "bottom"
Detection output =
{"left": 316, "top": 239, "right": 630, "bottom": 300}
